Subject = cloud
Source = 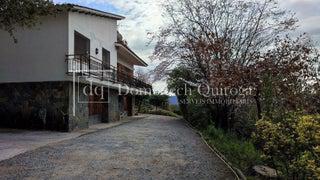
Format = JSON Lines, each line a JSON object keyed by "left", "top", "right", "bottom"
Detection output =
{"left": 281, "top": 0, "right": 320, "bottom": 18}
{"left": 279, "top": 0, "right": 320, "bottom": 45}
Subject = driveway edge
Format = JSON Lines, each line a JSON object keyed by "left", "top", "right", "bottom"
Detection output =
{"left": 181, "top": 118, "right": 245, "bottom": 180}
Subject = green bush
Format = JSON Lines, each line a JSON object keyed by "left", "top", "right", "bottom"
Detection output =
{"left": 253, "top": 113, "right": 320, "bottom": 179}
{"left": 203, "top": 125, "right": 262, "bottom": 174}
{"left": 138, "top": 105, "right": 152, "bottom": 114}
{"left": 148, "top": 94, "right": 169, "bottom": 110}
{"left": 148, "top": 109, "right": 180, "bottom": 118}
{"left": 169, "top": 105, "right": 181, "bottom": 115}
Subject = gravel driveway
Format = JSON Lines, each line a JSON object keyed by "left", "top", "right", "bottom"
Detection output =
{"left": 0, "top": 115, "right": 236, "bottom": 179}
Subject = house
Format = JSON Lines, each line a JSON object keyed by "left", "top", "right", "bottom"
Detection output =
{"left": 0, "top": 4, "right": 152, "bottom": 132}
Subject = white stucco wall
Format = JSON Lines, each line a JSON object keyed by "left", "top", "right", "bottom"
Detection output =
{"left": 0, "top": 13, "right": 69, "bottom": 83}
{"left": 68, "top": 12, "right": 118, "bottom": 67}
{"left": 0, "top": 11, "right": 121, "bottom": 84}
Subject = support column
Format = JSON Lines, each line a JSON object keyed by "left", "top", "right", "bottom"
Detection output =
{"left": 68, "top": 82, "right": 89, "bottom": 131}
{"left": 132, "top": 95, "right": 136, "bottom": 116}
{"left": 107, "top": 89, "right": 120, "bottom": 122}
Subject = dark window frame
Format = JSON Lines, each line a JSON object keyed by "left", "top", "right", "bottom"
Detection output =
{"left": 102, "top": 48, "right": 110, "bottom": 69}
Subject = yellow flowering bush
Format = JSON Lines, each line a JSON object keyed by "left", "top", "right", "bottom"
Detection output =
{"left": 253, "top": 113, "right": 320, "bottom": 179}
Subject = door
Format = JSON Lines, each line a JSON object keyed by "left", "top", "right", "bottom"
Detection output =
{"left": 126, "top": 95, "right": 133, "bottom": 116}
{"left": 74, "top": 31, "right": 90, "bottom": 72}
{"left": 88, "top": 86, "right": 107, "bottom": 124}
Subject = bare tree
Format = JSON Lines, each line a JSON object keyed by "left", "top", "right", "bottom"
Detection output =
{"left": 152, "top": 0, "right": 319, "bottom": 127}
{"left": 135, "top": 68, "right": 151, "bottom": 84}
{"left": 152, "top": 0, "right": 297, "bottom": 81}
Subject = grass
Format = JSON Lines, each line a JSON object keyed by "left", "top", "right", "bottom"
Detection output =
{"left": 202, "top": 125, "right": 262, "bottom": 174}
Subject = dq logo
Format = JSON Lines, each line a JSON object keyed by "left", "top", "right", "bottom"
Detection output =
{"left": 77, "top": 80, "right": 109, "bottom": 104}
{"left": 83, "top": 81, "right": 105, "bottom": 100}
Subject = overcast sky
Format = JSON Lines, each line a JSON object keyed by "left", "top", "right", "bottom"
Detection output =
{"left": 54, "top": 0, "right": 320, "bottom": 94}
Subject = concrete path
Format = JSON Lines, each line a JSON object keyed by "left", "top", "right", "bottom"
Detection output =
{"left": 0, "top": 115, "right": 236, "bottom": 179}
{"left": 0, "top": 115, "right": 146, "bottom": 161}
{"left": 0, "top": 129, "right": 82, "bottom": 162}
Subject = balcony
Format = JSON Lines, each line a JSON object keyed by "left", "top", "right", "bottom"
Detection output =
{"left": 66, "top": 54, "right": 152, "bottom": 92}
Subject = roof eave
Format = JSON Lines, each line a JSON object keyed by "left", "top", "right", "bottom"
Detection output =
{"left": 115, "top": 42, "right": 148, "bottom": 67}
{"left": 65, "top": 4, "right": 125, "bottom": 20}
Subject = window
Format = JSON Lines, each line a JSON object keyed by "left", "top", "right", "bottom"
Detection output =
{"left": 74, "top": 31, "right": 90, "bottom": 55}
{"left": 102, "top": 48, "right": 110, "bottom": 69}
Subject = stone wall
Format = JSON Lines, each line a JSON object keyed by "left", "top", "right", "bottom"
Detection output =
{"left": 0, "top": 81, "right": 128, "bottom": 131}
{"left": 0, "top": 82, "right": 70, "bottom": 131}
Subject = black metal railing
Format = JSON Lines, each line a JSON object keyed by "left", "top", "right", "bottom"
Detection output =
{"left": 66, "top": 54, "right": 152, "bottom": 92}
